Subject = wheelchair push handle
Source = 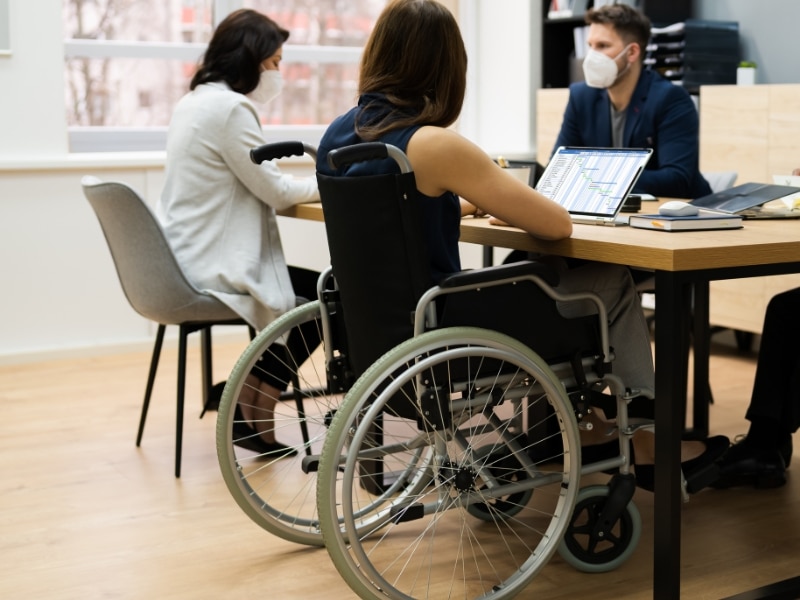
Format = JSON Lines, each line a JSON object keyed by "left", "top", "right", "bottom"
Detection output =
{"left": 327, "top": 142, "right": 413, "bottom": 174}
{"left": 250, "top": 141, "right": 317, "bottom": 164}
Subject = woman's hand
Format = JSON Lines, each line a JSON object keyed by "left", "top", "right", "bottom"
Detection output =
{"left": 488, "top": 216, "right": 510, "bottom": 227}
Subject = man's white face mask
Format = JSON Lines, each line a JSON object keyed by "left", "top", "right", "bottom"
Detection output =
{"left": 248, "top": 69, "right": 284, "bottom": 104}
{"left": 582, "top": 44, "right": 632, "bottom": 89}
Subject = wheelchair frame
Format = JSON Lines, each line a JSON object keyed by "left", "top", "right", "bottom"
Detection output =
{"left": 215, "top": 141, "right": 651, "bottom": 599}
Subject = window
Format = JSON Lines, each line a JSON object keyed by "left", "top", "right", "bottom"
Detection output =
{"left": 63, "top": 0, "right": 386, "bottom": 152}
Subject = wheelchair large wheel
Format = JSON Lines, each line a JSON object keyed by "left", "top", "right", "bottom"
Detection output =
{"left": 216, "top": 300, "right": 337, "bottom": 546}
{"left": 557, "top": 484, "right": 641, "bottom": 573}
{"left": 317, "top": 327, "right": 581, "bottom": 600}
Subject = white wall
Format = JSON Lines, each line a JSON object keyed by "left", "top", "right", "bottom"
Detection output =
{"left": 0, "top": 161, "right": 164, "bottom": 363}
{"left": 459, "top": 0, "right": 537, "bottom": 158}
{"left": 0, "top": 0, "right": 67, "bottom": 155}
{"left": 695, "top": 0, "right": 800, "bottom": 85}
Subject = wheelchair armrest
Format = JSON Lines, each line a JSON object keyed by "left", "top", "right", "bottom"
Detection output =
{"left": 438, "top": 260, "right": 559, "bottom": 289}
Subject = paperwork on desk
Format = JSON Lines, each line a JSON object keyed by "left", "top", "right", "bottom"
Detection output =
{"left": 773, "top": 174, "right": 800, "bottom": 188}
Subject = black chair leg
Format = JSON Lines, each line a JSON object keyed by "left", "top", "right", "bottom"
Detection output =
{"left": 199, "top": 327, "right": 214, "bottom": 418}
{"left": 175, "top": 326, "right": 189, "bottom": 478}
{"left": 137, "top": 324, "right": 165, "bottom": 447}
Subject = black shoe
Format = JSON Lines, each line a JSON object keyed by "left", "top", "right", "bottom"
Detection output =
{"left": 579, "top": 438, "right": 626, "bottom": 476}
{"left": 712, "top": 438, "right": 786, "bottom": 489}
{"left": 635, "top": 435, "right": 730, "bottom": 493}
{"left": 232, "top": 405, "right": 298, "bottom": 458}
{"left": 581, "top": 439, "right": 620, "bottom": 464}
{"left": 202, "top": 380, "right": 227, "bottom": 413}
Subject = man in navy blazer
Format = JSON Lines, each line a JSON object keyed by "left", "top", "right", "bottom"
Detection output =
{"left": 552, "top": 4, "right": 712, "bottom": 200}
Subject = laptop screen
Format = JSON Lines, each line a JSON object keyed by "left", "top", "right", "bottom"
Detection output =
{"left": 537, "top": 147, "right": 653, "bottom": 218}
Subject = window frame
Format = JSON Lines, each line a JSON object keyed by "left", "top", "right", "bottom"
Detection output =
{"left": 63, "top": 2, "right": 367, "bottom": 153}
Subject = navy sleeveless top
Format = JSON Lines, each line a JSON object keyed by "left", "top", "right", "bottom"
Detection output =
{"left": 317, "top": 93, "right": 461, "bottom": 283}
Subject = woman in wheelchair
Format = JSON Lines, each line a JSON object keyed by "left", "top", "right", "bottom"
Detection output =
{"left": 316, "top": 0, "right": 728, "bottom": 490}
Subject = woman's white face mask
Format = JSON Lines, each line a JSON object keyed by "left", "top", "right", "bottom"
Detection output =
{"left": 248, "top": 70, "right": 283, "bottom": 104}
{"left": 582, "top": 44, "right": 632, "bottom": 89}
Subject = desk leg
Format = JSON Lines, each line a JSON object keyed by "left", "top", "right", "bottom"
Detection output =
{"left": 653, "top": 271, "right": 691, "bottom": 600}
{"left": 690, "top": 281, "right": 711, "bottom": 438}
{"left": 482, "top": 245, "right": 494, "bottom": 267}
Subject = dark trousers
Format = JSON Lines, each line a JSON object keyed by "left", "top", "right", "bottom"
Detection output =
{"left": 252, "top": 265, "right": 323, "bottom": 391}
{"left": 747, "top": 287, "right": 800, "bottom": 433}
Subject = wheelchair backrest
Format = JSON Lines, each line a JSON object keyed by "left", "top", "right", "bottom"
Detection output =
{"left": 318, "top": 142, "right": 605, "bottom": 387}
{"left": 318, "top": 147, "right": 432, "bottom": 380}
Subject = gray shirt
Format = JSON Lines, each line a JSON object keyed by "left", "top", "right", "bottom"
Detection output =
{"left": 610, "top": 104, "right": 626, "bottom": 148}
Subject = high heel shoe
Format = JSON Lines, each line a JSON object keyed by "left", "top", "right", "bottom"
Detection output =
{"left": 232, "top": 405, "right": 298, "bottom": 458}
{"left": 581, "top": 439, "right": 621, "bottom": 464}
{"left": 634, "top": 435, "right": 730, "bottom": 493}
{"left": 202, "top": 380, "right": 227, "bottom": 413}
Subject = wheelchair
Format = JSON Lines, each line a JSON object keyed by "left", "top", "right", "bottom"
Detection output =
{"left": 215, "top": 141, "right": 649, "bottom": 597}
{"left": 311, "top": 142, "right": 648, "bottom": 599}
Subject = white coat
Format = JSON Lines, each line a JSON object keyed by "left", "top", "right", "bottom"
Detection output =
{"left": 157, "top": 82, "right": 319, "bottom": 330}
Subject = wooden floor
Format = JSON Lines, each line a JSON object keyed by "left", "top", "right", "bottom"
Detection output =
{"left": 1, "top": 331, "right": 799, "bottom": 599}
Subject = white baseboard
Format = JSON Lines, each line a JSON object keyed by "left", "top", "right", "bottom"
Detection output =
{"left": 0, "top": 327, "right": 252, "bottom": 366}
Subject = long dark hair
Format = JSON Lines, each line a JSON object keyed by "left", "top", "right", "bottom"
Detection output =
{"left": 356, "top": 0, "right": 468, "bottom": 140}
{"left": 190, "top": 9, "right": 289, "bottom": 94}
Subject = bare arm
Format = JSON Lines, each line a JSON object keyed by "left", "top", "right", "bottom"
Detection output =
{"left": 407, "top": 127, "right": 572, "bottom": 241}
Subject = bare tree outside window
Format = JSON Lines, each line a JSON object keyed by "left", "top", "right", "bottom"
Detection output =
{"left": 245, "top": 0, "right": 385, "bottom": 125}
{"left": 63, "top": 0, "right": 206, "bottom": 128}
{"left": 63, "top": 0, "right": 384, "bottom": 135}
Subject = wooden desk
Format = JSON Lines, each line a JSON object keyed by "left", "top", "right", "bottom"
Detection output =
{"left": 281, "top": 202, "right": 800, "bottom": 599}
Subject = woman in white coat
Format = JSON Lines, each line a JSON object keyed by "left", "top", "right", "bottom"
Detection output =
{"left": 158, "top": 9, "right": 319, "bottom": 457}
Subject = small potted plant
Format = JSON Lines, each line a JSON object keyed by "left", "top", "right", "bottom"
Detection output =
{"left": 737, "top": 61, "right": 757, "bottom": 85}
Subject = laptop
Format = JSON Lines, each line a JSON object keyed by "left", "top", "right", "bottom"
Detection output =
{"left": 690, "top": 182, "right": 800, "bottom": 219}
{"left": 536, "top": 146, "right": 653, "bottom": 226}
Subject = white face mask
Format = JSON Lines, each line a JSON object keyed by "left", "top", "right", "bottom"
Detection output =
{"left": 582, "top": 44, "right": 631, "bottom": 89}
{"left": 248, "top": 70, "right": 283, "bottom": 104}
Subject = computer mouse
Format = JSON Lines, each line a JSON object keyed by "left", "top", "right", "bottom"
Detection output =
{"left": 659, "top": 200, "right": 699, "bottom": 217}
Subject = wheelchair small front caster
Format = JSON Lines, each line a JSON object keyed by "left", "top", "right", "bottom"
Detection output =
{"left": 557, "top": 484, "right": 642, "bottom": 573}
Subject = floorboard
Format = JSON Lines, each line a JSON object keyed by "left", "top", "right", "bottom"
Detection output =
{"left": 0, "top": 330, "right": 797, "bottom": 599}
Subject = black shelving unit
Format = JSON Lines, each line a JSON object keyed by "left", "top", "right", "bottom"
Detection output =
{"left": 541, "top": 14, "right": 586, "bottom": 89}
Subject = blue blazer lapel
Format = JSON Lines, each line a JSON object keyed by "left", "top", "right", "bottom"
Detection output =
{"left": 624, "top": 70, "right": 652, "bottom": 146}
{"left": 594, "top": 92, "right": 612, "bottom": 146}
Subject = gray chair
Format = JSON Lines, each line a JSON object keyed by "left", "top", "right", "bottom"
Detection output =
{"left": 82, "top": 176, "right": 253, "bottom": 477}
